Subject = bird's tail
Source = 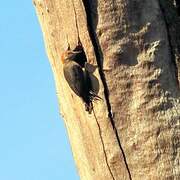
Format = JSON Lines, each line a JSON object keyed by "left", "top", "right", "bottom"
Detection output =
{"left": 84, "top": 102, "right": 93, "bottom": 114}
{"left": 84, "top": 91, "right": 102, "bottom": 114}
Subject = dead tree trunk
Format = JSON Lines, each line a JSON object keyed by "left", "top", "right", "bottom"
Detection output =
{"left": 33, "top": 0, "right": 180, "bottom": 179}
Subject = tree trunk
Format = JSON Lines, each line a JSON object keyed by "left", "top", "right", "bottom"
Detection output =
{"left": 33, "top": 0, "right": 180, "bottom": 179}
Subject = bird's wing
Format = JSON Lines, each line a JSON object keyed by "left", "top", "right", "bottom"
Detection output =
{"left": 63, "top": 61, "right": 86, "bottom": 98}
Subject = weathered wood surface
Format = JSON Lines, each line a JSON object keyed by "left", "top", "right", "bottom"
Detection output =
{"left": 34, "top": 0, "right": 180, "bottom": 179}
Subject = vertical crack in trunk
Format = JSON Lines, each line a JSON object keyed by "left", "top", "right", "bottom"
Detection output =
{"left": 92, "top": 109, "right": 116, "bottom": 180}
{"left": 71, "top": 0, "right": 81, "bottom": 42}
{"left": 82, "top": 0, "right": 132, "bottom": 179}
{"left": 158, "top": 0, "right": 179, "bottom": 88}
{"left": 71, "top": 1, "right": 115, "bottom": 179}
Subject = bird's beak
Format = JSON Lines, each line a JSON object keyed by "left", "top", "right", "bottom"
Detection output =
{"left": 68, "top": 50, "right": 81, "bottom": 59}
{"left": 71, "top": 51, "right": 81, "bottom": 58}
{"left": 71, "top": 50, "right": 82, "bottom": 54}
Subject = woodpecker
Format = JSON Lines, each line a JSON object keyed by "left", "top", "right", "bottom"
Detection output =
{"left": 61, "top": 49, "right": 100, "bottom": 113}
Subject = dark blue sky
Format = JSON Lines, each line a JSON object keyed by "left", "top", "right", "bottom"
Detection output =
{"left": 0, "top": 1, "right": 79, "bottom": 180}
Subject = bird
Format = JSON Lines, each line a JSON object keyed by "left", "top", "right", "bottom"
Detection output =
{"left": 61, "top": 49, "right": 100, "bottom": 113}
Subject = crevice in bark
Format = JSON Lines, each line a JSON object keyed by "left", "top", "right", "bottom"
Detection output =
{"left": 92, "top": 109, "right": 115, "bottom": 180}
{"left": 71, "top": 0, "right": 81, "bottom": 43}
{"left": 82, "top": 0, "right": 132, "bottom": 179}
{"left": 158, "top": 0, "right": 179, "bottom": 88}
{"left": 71, "top": 1, "right": 115, "bottom": 178}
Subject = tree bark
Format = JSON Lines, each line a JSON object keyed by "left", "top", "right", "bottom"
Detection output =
{"left": 33, "top": 0, "right": 180, "bottom": 179}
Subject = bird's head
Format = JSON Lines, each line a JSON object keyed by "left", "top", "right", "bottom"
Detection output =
{"left": 61, "top": 50, "right": 81, "bottom": 64}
